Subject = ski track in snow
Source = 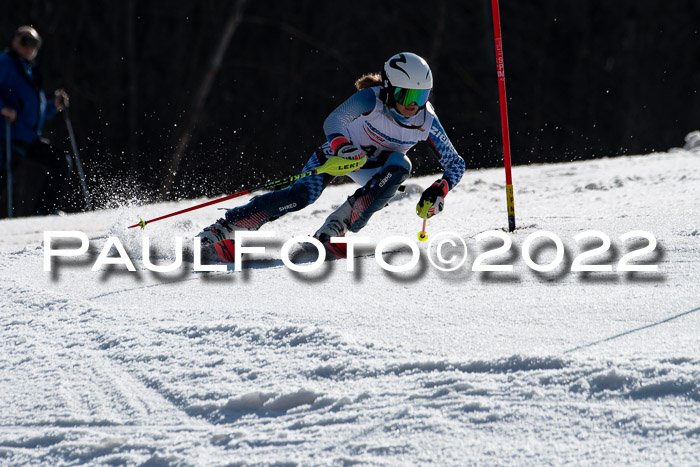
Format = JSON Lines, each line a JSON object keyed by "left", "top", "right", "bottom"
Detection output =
{"left": 1, "top": 149, "right": 699, "bottom": 465}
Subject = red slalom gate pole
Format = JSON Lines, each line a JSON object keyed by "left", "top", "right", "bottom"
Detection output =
{"left": 491, "top": 0, "right": 516, "bottom": 232}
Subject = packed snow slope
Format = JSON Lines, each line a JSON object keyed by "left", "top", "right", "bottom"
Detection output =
{"left": 1, "top": 146, "right": 699, "bottom": 466}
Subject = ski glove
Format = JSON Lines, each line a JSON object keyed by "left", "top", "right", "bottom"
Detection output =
{"left": 416, "top": 179, "right": 449, "bottom": 219}
{"left": 330, "top": 136, "right": 365, "bottom": 162}
{"left": 327, "top": 136, "right": 366, "bottom": 175}
{"left": 336, "top": 144, "right": 365, "bottom": 162}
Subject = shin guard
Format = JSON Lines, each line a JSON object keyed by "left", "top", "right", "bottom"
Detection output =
{"left": 347, "top": 164, "right": 410, "bottom": 232}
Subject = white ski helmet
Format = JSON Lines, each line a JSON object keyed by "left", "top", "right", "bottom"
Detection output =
{"left": 382, "top": 52, "right": 433, "bottom": 108}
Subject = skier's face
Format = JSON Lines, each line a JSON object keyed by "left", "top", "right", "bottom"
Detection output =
{"left": 13, "top": 40, "right": 38, "bottom": 61}
{"left": 395, "top": 102, "right": 419, "bottom": 118}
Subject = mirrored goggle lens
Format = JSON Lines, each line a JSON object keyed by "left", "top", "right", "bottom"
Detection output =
{"left": 393, "top": 87, "right": 431, "bottom": 107}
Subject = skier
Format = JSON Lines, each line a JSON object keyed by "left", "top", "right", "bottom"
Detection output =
{"left": 198, "top": 52, "right": 465, "bottom": 260}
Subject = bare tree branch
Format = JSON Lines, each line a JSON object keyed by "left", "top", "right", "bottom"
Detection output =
{"left": 162, "top": 0, "right": 248, "bottom": 196}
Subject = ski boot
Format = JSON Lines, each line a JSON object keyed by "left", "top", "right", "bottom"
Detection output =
{"left": 196, "top": 218, "right": 238, "bottom": 263}
{"left": 313, "top": 199, "right": 353, "bottom": 259}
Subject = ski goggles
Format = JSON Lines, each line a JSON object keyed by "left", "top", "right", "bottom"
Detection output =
{"left": 393, "top": 87, "right": 431, "bottom": 107}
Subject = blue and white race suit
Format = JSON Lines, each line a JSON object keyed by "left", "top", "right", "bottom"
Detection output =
{"left": 223, "top": 86, "right": 466, "bottom": 233}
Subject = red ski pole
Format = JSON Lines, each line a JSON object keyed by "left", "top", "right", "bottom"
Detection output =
{"left": 128, "top": 155, "right": 366, "bottom": 229}
{"left": 491, "top": 0, "right": 516, "bottom": 232}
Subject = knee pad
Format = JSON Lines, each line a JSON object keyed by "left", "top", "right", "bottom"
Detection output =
{"left": 385, "top": 152, "right": 412, "bottom": 175}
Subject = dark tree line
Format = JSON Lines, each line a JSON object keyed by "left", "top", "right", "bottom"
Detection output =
{"left": 3, "top": 0, "right": 699, "bottom": 207}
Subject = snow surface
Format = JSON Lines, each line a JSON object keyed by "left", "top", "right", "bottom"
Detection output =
{"left": 1, "top": 146, "right": 699, "bottom": 466}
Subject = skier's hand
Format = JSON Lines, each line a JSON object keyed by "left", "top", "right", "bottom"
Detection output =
{"left": 330, "top": 136, "right": 365, "bottom": 162}
{"left": 336, "top": 144, "right": 365, "bottom": 162}
{"left": 1, "top": 107, "right": 17, "bottom": 124}
{"left": 416, "top": 179, "right": 449, "bottom": 219}
{"left": 54, "top": 89, "right": 69, "bottom": 111}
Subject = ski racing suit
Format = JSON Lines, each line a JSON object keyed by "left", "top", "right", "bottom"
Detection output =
{"left": 221, "top": 86, "right": 465, "bottom": 233}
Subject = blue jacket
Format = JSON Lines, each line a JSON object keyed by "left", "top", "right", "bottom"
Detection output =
{"left": 0, "top": 49, "right": 58, "bottom": 144}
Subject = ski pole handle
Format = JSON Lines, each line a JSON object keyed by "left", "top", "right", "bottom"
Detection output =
{"left": 54, "top": 89, "right": 69, "bottom": 111}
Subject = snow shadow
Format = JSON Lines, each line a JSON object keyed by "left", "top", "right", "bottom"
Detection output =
{"left": 564, "top": 305, "right": 700, "bottom": 354}
{"left": 190, "top": 389, "right": 357, "bottom": 425}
